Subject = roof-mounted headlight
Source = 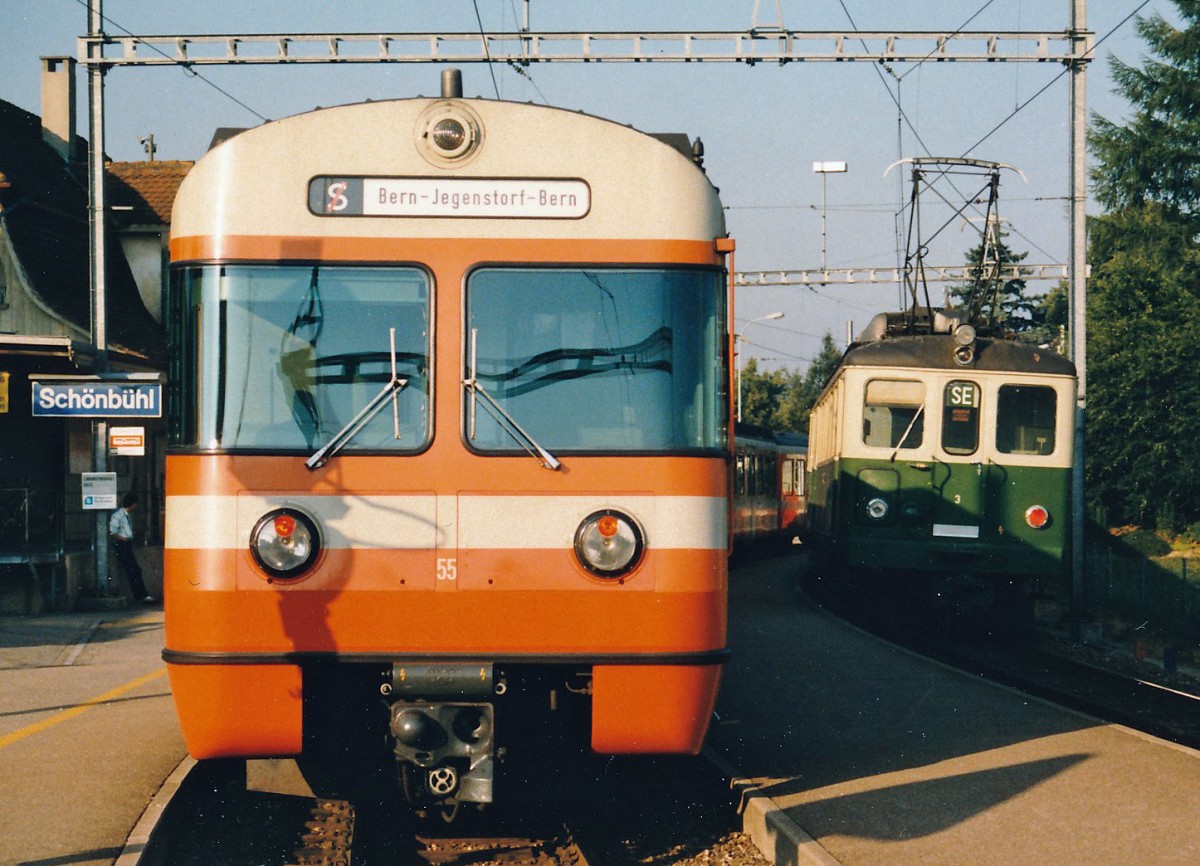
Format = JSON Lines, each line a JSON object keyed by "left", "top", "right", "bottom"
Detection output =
{"left": 416, "top": 102, "right": 483, "bottom": 166}
{"left": 953, "top": 323, "right": 977, "bottom": 347}
{"left": 953, "top": 324, "right": 977, "bottom": 366}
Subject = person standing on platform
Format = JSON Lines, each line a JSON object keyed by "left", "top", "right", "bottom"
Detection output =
{"left": 109, "top": 492, "right": 153, "bottom": 603}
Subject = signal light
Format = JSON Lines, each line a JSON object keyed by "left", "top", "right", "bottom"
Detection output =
{"left": 1025, "top": 505, "right": 1050, "bottom": 529}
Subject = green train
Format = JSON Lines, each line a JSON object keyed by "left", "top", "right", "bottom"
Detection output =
{"left": 803, "top": 308, "right": 1077, "bottom": 617}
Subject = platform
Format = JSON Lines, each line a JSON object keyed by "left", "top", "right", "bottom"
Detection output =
{"left": 711, "top": 555, "right": 1200, "bottom": 866}
{"left": 0, "top": 605, "right": 185, "bottom": 866}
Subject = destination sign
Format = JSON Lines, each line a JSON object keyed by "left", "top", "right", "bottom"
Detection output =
{"left": 308, "top": 176, "right": 590, "bottom": 219}
{"left": 32, "top": 381, "right": 162, "bottom": 418}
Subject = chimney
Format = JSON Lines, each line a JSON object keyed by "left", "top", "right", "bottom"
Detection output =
{"left": 41, "top": 56, "right": 78, "bottom": 162}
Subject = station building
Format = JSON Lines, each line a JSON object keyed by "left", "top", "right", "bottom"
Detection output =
{"left": 0, "top": 57, "right": 189, "bottom": 611}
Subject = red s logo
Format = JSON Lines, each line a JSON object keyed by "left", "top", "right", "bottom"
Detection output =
{"left": 326, "top": 181, "right": 349, "bottom": 213}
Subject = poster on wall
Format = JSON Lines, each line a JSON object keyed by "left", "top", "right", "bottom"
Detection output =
{"left": 81, "top": 472, "right": 117, "bottom": 511}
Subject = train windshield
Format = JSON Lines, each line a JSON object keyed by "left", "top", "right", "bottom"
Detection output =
{"left": 862, "top": 379, "right": 924, "bottom": 450}
{"left": 942, "top": 380, "right": 981, "bottom": 455}
{"left": 465, "top": 267, "right": 727, "bottom": 454}
{"left": 169, "top": 265, "right": 430, "bottom": 451}
{"left": 996, "top": 384, "right": 1057, "bottom": 455}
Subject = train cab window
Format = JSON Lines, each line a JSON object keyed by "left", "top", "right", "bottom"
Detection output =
{"left": 465, "top": 267, "right": 727, "bottom": 454}
{"left": 941, "top": 380, "right": 980, "bottom": 455}
{"left": 862, "top": 379, "right": 924, "bottom": 450}
{"left": 169, "top": 264, "right": 431, "bottom": 451}
{"left": 996, "top": 384, "right": 1057, "bottom": 455}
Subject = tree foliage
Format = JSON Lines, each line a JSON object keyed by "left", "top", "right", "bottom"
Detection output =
{"left": 1085, "top": 203, "right": 1200, "bottom": 528}
{"left": 948, "top": 230, "right": 1048, "bottom": 336}
{"left": 738, "top": 333, "right": 842, "bottom": 433}
{"left": 1087, "top": 1, "right": 1200, "bottom": 528}
{"left": 1090, "top": 4, "right": 1200, "bottom": 214}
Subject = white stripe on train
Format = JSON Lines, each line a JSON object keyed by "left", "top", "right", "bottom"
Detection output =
{"left": 165, "top": 494, "right": 728, "bottom": 551}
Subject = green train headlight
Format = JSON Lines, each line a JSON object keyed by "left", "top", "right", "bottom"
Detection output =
{"left": 865, "top": 498, "right": 890, "bottom": 521}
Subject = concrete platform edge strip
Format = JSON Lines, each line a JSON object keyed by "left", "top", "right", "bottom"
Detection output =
{"left": 115, "top": 755, "right": 197, "bottom": 866}
{"left": 703, "top": 745, "right": 843, "bottom": 866}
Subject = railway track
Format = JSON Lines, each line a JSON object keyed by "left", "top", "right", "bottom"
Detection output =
{"left": 146, "top": 752, "right": 763, "bottom": 866}
{"left": 920, "top": 633, "right": 1200, "bottom": 748}
{"left": 817, "top": 586, "right": 1200, "bottom": 750}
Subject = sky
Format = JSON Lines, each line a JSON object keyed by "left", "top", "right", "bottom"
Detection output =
{"left": 2, "top": 1, "right": 1173, "bottom": 372}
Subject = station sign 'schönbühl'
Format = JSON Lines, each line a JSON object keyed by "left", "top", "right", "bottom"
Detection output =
{"left": 31, "top": 379, "right": 162, "bottom": 418}
{"left": 309, "top": 176, "right": 591, "bottom": 219}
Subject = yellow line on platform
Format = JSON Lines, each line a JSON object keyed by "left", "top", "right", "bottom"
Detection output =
{"left": 0, "top": 667, "right": 168, "bottom": 751}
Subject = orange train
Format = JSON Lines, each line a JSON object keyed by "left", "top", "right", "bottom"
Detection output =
{"left": 731, "top": 424, "right": 808, "bottom": 550}
{"left": 163, "top": 72, "right": 735, "bottom": 810}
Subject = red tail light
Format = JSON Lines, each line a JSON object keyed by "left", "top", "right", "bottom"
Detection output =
{"left": 1025, "top": 505, "right": 1050, "bottom": 529}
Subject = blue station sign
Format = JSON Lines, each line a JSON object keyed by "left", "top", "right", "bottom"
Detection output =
{"left": 31, "top": 379, "right": 162, "bottom": 418}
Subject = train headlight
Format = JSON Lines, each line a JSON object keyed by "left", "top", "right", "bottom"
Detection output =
{"left": 431, "top": 118, "right": 468, "bottom": 153}
{"left": 865, "top": 498, "right": 890, "bottom": 521}
{"left": 416, "top": 102, "right": 483, "bottom": 166}
{"left": 574, "top": 510, "right": 644, "bottom": 578}
{"left": 1025, "top": 505, "right": 1051, "bottom": 529}
{"left": 953, "top": 323, "right": 977, "bottom": 346}
{"left": 250, "top": 508, "right": 321, "bottom": 578}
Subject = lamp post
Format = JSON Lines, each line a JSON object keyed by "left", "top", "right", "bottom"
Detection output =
{"left": 813, "top": 160, "right": 848, "bottom": 278}
{"left": 736, "top": 311, "right": 784, "bottom": 422}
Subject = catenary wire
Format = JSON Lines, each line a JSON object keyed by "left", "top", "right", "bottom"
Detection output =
{"left": 68, "top": 0, "right": 270, "bottom": 123}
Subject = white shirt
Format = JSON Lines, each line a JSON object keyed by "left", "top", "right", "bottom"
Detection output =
{"left": 109, "top": 507, "right": 134, "bottom": 541}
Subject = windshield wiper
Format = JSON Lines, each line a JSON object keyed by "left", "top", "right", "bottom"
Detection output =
{"left": 465, "top": 328, "right": 561, "bottom": 471}
{"left": 306, "top": 329, "right": 408, "bottom": 470}
{"left": 889, "top": 403, "right": 926, "bottom": 463}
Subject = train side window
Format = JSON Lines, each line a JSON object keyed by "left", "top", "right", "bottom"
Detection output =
{"left": 863, "top": 379, "right": 924, "bottom": 449}
{"left": 996, "top": 385, "right": 1057, "bottom": 455}
{"left": 942, "top": 380, "right": 980, "bottom": 455}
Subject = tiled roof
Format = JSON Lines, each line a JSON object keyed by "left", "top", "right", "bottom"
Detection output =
{"left": 0, "top": 99, "right": 166, "bottom": 368}
{"left": 107, "top": 160, "right": 193, "bottom": 226}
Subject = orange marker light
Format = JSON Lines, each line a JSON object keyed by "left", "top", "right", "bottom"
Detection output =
{"left": 1025, "top": 505, "right": 1050, "bottom": 529}
{"left": 274, "top": 514, "right": 297, "bottom": 538}
{"left": 597, "top": 515, "right": 620, "bottom": 538}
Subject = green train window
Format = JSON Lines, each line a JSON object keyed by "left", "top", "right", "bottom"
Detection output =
{"left": 942, "top": 380, "right": 980, "bottom": 455}
{"left": 996, "top": 385, "right": 1057, "bottom": 455}
{"left": 863, "top": 379, "right": 924, "bottom": 450}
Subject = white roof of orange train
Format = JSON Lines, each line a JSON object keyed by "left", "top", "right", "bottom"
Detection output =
{"left": 171, "top": 97, "right": 726, "bottom": 244}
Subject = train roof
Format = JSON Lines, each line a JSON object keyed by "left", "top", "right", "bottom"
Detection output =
{"left": 171, "top": 94, "right": 725, "bottom": 247}
{"left": 734, "top": 422, "right": 808, "bottom": 449}
{"left": 842, "top": 334, "right": 1076, "bottom": 376}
